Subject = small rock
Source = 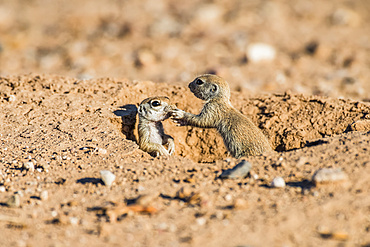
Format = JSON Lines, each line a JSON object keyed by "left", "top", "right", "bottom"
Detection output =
{"left": 135, "top": 49, "right": 156, "bottom": 68}
{"left": 69, "top": 217, "right": 79, "bottom": 225}
{"left": 247, "top": 43, "right": 276, "bottom": 63}
{"left": 40, "top": 191, "right": 48, "bottom": 201}
{"left": 52, "top": 215, "right": 69, "bottom": 225}
{"left": 348, "top": 120, "right": 370, "bottom": 132}
{"left": 224, "top": 194, "right": 232, "bottom": 201}
{"left": 6, "top": 194, "right": 21, "bottom": 208}
{"left": 196, "top": 217, "right": 207, "bottom": 226}
{"left": 137, "top": 185, "right": 145, "bottom": 192}
{"left": 15, "top": 191, "right": 24, "bottom": 197}
{"left": 317, "top": 226, "right": 349, "bottom": 241}
{"left": 0, "top": 186, "right": 6, "bottom": 192}
{"left": 184, "top": 177, "right": 195, "bottom": 183}
{"left": 176, "top": 186, "right": 192, "bottom": 199}
{"left": 22, "top": 162, "right": 35, "bottom": 172}
{"left": 271, "top": 177, "right": 286, "bottom": 188}
{"left": 331, "top": 8, "right": 361, "bottom": 27}
{"left": 55, "top": 177, "right": 67, "bottom": 185}
{"left": 67, "top": 200, "right": 79, "bottom": 207}
{"left": 100, "top": 170, "right": 116, "bottom": 187}
{"left": 232, "top": 198, "right": 248, "bottom": 209}
{"left": 312, "top": 168, "right": 348, "bottom": 185}
{"left": 98, "top": 148, "right": 108, "bottom": 155}
{"left": 194, "top": 4, "right": 223, "bottom": 24}
{"left": 7, "top": 95, "right": 16, "bottom": 102}
{"left": 155, "top": 222, "right": 168, "bottom": 231}
{"left": 219, "top": 160, "right": 252, "bottom": 179}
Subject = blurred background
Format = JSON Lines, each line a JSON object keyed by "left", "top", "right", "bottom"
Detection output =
{"left": 0, "top": 0, "right": 369, "bottom": 100}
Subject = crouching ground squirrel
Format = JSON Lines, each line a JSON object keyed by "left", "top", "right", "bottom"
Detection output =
{"left": 138, "top": 96, "right": 176, "bottom": 157}
{"left": 171, "top": 74, "right": 272, "bottom": 158}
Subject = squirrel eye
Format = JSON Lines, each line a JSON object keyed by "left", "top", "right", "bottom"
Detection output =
{"left": 195, "top": 79, "right": 204, "bottom": 85}
{"left": 151, "top": 100, "right": 161, "bottom": 107}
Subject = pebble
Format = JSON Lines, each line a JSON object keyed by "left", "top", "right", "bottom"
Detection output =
{"left": 194, "top": 4, "right": 223, "bottom": 24}
{"left": 196, "top": 217, "right": 207, "bottom": 226}
{"left": 69, "top": 217, "right": 79, "bottom": 226}
{"left": 22, "top": 162, "right": 35, "bottom": 172}
{"left": 232, "top": 198, "right": 248, "bottom": 209}
{"left": 312, "top": 168, "right": 348, "bottom": 185}
{"left": 317, "top": 226, "right": 349, "bottom": 241}
{"left": 8, "top": 95, "right": 16, "bottom": 102}
{"left": 98, "top": 148, "right": 108, "bottom": 155}
{"left": 6, "top": 194, "right": 21, "bottom": 208}
{"left": 176, "top": 186, "right": 192, "bottom": 199}
{"left": 247, "top": 43, "right": 276, "bottom": 63}
{"left": 331, "top": 8, "right": 361, "bottom": 27}
{"left": 100, "top": 170, "right": 116, "bottom": 187}
{"left": 271, "top": 177, "right": 286, "bottom": 188}
{"left": 155, "top": 222, "right": 168, "bottom": 231}
{"left": 137, "top": 185, "right": 145, "bottom": 192}
{"left": 0, "top": 186, "right": 5, "bottom": 192}
{"left": 348, "top": 120, "right": 370, "bottom": 132}
{"left": 219, "top": 160, "right": 252, "bottom": 179}
{"left": 224, "top": 194, "right": 232, "bottom": 201}
{"left": 135, "top": 49, "right": 156, "bottom": 67}
{"left": 40, "top": 191, "right": 48, "bottom": 201}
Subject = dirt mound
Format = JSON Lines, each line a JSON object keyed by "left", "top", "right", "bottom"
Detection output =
{"left": 1, "top": 74, "right": 370, "bottom": 246}
{"left": 1, "top": 74, "right": 369, "bottom": 164}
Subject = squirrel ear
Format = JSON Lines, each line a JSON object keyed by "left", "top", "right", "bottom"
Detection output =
{"left": 211, "top": 84, "right": 218, "bottom": 94}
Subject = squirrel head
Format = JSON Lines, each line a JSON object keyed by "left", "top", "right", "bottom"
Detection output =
{"left": 188, "top": 74, "right": 231, "bottom": 102}
{"left": 138, "top": 96, "right": 174, "bottom": 122}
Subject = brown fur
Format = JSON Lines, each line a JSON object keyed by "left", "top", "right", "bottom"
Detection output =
{"left": 171, "top": 74, "right": 272, "bottom": 158}
{"left": 138, "top": 96, "right": 175, "bottom": 157}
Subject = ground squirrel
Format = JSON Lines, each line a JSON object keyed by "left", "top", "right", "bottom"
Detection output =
{"left": 171, "top": 74, "right": 272, "bottom": 158}
{"left": 138, "top": 96, "right": 176, "bottom": 157}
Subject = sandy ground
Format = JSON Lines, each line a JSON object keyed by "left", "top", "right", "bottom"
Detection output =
{"left": 0, "top": 0, "right": 370, "bottom": 247}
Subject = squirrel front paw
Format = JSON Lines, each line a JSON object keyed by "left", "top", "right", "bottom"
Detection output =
{"left": 170, "top": 109, "right": 187, "bottom": 126}
{"left": 170, "top": 109, "right": 185, "bottom": 119}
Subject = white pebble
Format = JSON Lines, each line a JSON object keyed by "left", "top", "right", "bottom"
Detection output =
{"left": 8, "top": 95, "right": 16, "bottom": 102}
{"left": 69, "top": 217, "right": 79, "bottom": 225}
{"left": 247, "top": 43, "right": 276, "bottom": 63}
{"left": 155, "top": 222, "right": 168, "bottom": 231}
{"left": 23, "top": 162, "right": 35, "bottom": 172}
{"left": 98, "top": 148, "right": 108, "bottom": 155}
{"left": 271, "top": 177, "right": 286, "bottom": 188}
{"left": 196, "top": 217, "right": 207, "bottom": 226}
{"left": 0, "top": 186, "right": 6, "bottom": 192}
{"left": 40, "top": 190, "right": 48, "bottom": 201}
{"left": 100, "top": 170, "right": 116, "bottom": 187}
{"left": 224, "top": 194, "right": 232, "bottom": 201}
{"left": 312, "top": 168, "right": 348, "bottom": 184}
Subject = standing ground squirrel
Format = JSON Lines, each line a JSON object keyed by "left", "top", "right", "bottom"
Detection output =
{"left": 171, "top": 74, "right": 272, "bottom": 158}
{"left": 138, "top": 96, "right": 176, "bottom": 157}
